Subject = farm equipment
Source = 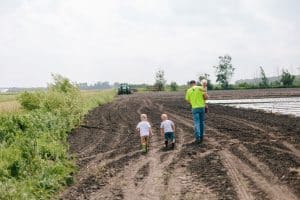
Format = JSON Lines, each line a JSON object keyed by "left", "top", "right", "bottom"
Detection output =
{"left": 118, "top": 83, "right": 132, "bottom": 95}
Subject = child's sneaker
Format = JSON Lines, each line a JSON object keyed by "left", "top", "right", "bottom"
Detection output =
{"left": 165, "top": 141, "right": 168, "bottom": 148}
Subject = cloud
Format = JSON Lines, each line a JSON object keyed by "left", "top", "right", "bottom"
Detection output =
{"left": 0, "top": 0, "right": 299, "bottom": 87}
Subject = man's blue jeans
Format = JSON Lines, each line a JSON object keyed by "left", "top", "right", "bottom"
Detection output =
{"left": 192, "top": 107, "right": 205, "bottom": 141}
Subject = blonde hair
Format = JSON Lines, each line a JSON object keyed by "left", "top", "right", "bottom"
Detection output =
{"left": 200, "top": 79, "right": 207, "bottom": 86}
{"left": 140, "top": 114, "right": 148, "bottom": 121}
{"left": 161, "top": 114, "right": 168, "bottom": 120}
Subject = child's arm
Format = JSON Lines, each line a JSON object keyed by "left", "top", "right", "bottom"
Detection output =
{"left": 172, "top": 124, "right": 176, "bottom": 132}
{"left": 160, "top": 128, "right": 164, "bottom": 136}
{"left": 203, "top": 92, "right": 209, "bottom": 100}
{"left": 149, "top": 128, "right": 153, "bottom": 136}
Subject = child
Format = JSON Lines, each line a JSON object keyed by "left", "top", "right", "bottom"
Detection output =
{"left": 201, "top": 79, "right": 209, "bottom": 113}
{"left": 160, "top": 114, "right": 176, "bottom": 149}
{"left": 136, "top": 114, "right": 153, "bottom": 153}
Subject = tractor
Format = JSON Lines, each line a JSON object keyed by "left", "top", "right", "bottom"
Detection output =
{"left": 118, "top": 83, "right": 132, "bottom": 95}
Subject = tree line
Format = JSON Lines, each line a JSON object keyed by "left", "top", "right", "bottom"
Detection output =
{"left": 153, "top": 54, "right": 299, "bottom": 91}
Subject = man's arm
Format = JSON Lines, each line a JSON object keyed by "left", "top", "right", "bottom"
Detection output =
{"left": 172, "top": 124, "right": 175, "bottom": 132}
{"left": 199, "top": 86, "right": 206, "bottom": 92}
{"left": 185, "top": 90, "right": 191, "bottom": 104}
{"left": 160, "top": 128, "right": 164, "bottom": 136}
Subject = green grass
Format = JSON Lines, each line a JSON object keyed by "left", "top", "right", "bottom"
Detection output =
{"left": 0, "top": 77, "right": 115, "bottom": 200}
{"left": 0, "top": 93, "right": 18, "bottom": 103}
{"left": 0, "top": 94, "right": 21, "bottom": 114}
{"left": 81, "top": 89, "right": 116, "bottom": 110}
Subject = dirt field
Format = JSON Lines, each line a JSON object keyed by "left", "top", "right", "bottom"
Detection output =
{"left": 208, "top": 88, "right": 300, "bottom": 99}
{"left": 60, "top": 90, "right": 300, "bottom": 200}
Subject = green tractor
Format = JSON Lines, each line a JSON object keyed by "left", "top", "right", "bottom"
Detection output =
{"left": 118, "top": 83, "right": 132, "bottom": 95}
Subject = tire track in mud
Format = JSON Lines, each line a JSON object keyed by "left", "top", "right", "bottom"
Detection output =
{"left": 205, "top": 111, "right": 300, "bottom": 197}
{"left": 162, "top": 111, "right": 251, "bottom": 199}
{"left": 61, "top": 92, "right": 300, "bottom": 200}
{"left": 154, "top": 103, "right": 235, "bottom": 199}
{"left": 211, "top": 113, "right": 300, "bottom": 160}
{"left": 120, "top": 99, "right": 186, "bottom": 200}
{"left": 155, "top": 102, "right": 219, "bottom": 199}
{"left": 61, "top": 97, "right": 142, "bottom": 199}
{"left": 157, "top": 100, "right": 299, "bottom": 199}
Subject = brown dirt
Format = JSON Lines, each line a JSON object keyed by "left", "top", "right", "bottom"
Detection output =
{"left": 60, "top": 90, "right": 300, "bottom": 200}
{"left": 208, "top": 88, "right": 300, "bottom": 99}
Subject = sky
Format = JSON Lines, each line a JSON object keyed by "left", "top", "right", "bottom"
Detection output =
{"left": 0, "top": 0, "right": 300, "bottom": 87}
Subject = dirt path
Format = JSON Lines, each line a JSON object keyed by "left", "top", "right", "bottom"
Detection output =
{"left": 60, "top": 92, "right": 300, "bottom": 200}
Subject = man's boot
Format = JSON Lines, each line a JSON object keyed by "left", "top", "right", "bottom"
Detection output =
{"left": 199, "top": 136, "right": 203, "bottom": 144}
{"left": 165, "top": 141, "right": 168, "bottom": 148}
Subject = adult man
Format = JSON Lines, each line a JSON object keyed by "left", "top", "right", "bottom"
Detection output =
{"left": 185, "top": 80, "right": 208, "bottom": 143}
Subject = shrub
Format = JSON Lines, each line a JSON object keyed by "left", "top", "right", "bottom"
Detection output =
{"left": 281, "top": 70, "right": 295, "bottom": 87}
{"left": 170, "top": 82, "right": 178, "bottom": 91}
{"left": 18, "top": 92, "right": 43, "bottom": 110}
{"left": 0, "top": 75, "right": 115, "bottom": 199}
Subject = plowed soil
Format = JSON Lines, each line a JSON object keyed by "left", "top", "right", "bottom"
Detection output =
{"left": 60, "top": 91, "right": 300, "bottom": 200}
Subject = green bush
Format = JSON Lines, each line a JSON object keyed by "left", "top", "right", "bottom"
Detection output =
{"left": 18, "top": 91, "right": 43, "bottom": 110}
{"left": 0, "top": 75, "right": 115, "bottom": 199}
{"left": 280, "top": 70, "right": 295, "bottom": 87}
{"left": 170, "top": 82, "right": 178, "bottom": 91}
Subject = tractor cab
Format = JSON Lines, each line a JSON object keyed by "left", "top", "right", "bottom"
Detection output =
{"left": 118, "top": 83, "right": 132, "bottom": 95}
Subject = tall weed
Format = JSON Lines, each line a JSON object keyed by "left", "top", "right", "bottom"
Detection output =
{"left": 0, "top": 74, "right": 115, "bottom": 199}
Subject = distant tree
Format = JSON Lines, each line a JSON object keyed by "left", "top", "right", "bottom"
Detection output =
{"left": 270, "top": 80, "right": 281, "bottom": 87}
{"left": 238, "top": 82, "right": 253, "bottom": 89}
{"left": 154, "top": 70, "right": 166, "bottom": 91}
{"left": 214, "top": 55, "right": 235, "bottom": 89}
{"left": 259, "top": 66, "right": 269, "bottom": 88}
{"left": 113, "top": 82, "right": 120, "bottom": 88}
{"left": 170, "top": 82, "right": 178, "bottom": 91}
{"left": 49, "top": 74, "right": 79, "bottom": 94}
{"left": 198, "top": 73, "right": 213, "bottom": 90}
{"left": 76, "top": 82, "right": 89, "bottom": 90}
{"left": 280, "top": 70, "right": 295, "bottom": 87}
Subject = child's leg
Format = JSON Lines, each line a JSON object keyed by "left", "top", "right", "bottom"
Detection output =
{"left": 141, "top": 137, "right": 147, "bottom": 152}
{"left": 164, "top": 133, "right": 168, "bottom": 148}
{"left": 171, "top": 132, "right": 175, "bottom": 149}
{"left": 145, "top": 136, "right": 149, "bottom": 152}
{"left": 140, "top": 137, "right": 145, "bottom": 146}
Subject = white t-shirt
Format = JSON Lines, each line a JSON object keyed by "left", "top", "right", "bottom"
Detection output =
{"left": 136, "top": 121, "right": 151, "bottom": 136}
{"left": 160, "top": 120, "right": 174, "bottom": 133}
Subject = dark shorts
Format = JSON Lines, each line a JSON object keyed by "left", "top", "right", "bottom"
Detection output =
{"left": 164, "top": 132, "right": 175, "bottom": 141}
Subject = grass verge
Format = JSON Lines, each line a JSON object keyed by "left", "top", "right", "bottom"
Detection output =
{"left": 0, "top": 75, "right": 115, "bottom": 199}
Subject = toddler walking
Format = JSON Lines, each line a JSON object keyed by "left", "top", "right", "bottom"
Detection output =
{"left": 160, "top": 114, "right": 176, "bottom": 149}
{"left": 136, "top": 114, "right": 153, "bottom": 153}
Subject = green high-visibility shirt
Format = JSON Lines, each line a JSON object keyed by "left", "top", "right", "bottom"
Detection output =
{"left": 185, "top": 86, "right": 205, "bottom": 108}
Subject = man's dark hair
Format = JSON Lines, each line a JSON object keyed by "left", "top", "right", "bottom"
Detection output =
{"left": 190, "top": 80, "right": 196, "bottom": 85}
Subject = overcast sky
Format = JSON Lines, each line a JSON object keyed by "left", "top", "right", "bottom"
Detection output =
{"left": 0, "top": 0, "right": 300, "bottom": 87}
